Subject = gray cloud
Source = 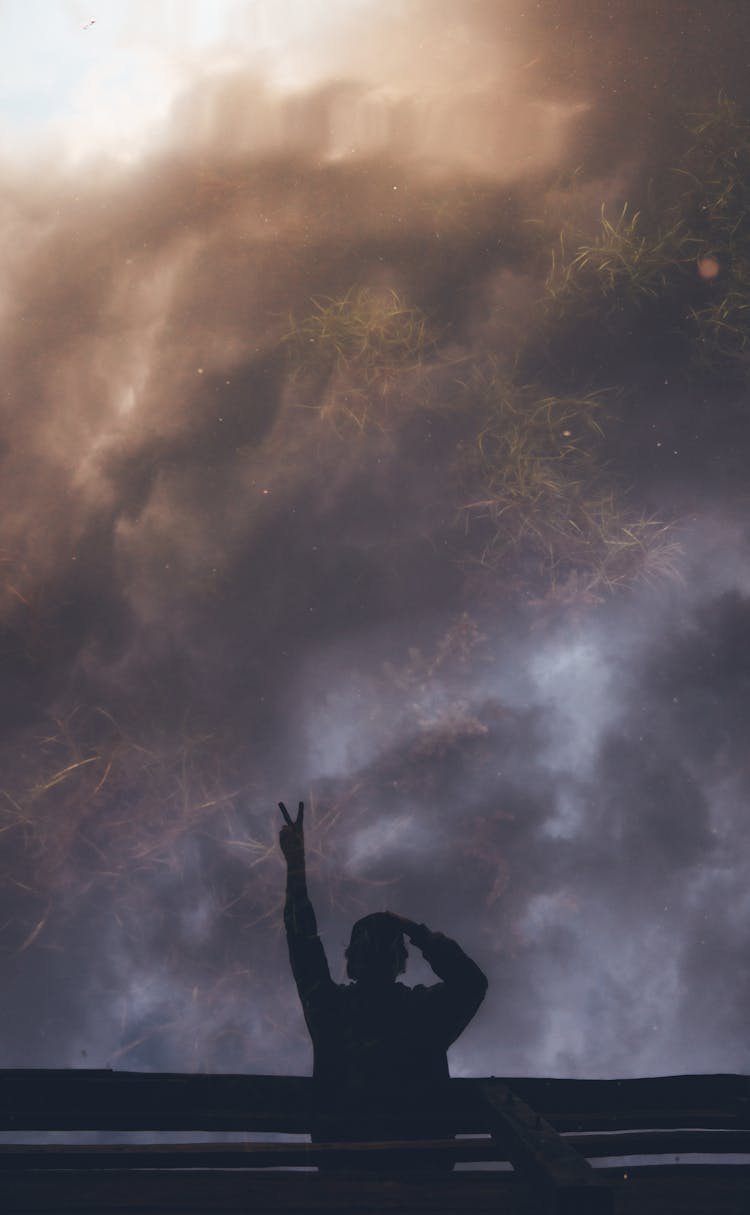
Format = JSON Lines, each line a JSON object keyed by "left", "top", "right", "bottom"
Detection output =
{"left": 1, "top": 2, "right": 749, "bottom": 1087}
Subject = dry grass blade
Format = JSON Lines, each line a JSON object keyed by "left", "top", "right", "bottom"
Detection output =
{"left": 31, "top": 756, "right": 99, "bottom": 796}
{"left": 16, "top": 914, "right": 48, "bottom": 954}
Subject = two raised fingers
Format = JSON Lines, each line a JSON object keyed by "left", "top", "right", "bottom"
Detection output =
{"left": 278, "top": 801, "right": 304, "bottom": 828}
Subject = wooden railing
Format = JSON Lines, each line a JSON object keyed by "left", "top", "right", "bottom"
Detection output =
{"left": 1, "top": 1070, "right": 749, "bottom": 1214}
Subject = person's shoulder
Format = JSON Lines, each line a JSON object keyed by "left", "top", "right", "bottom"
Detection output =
{"left": 323, "top": 980, "right": 351, "bottom": 1011}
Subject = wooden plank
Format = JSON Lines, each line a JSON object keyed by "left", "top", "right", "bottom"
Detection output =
{"left": 0, "top": 1170, "right": 524, "bottom": 1214}
{"left": 0, "top": 1071, "right": 466, "bottom": 1134}
{"left": 2, "top": 1126, "right": 748, "bottom": 1169}
{"left": 0, "top": 1071, "right": 313, "bottom": 1133}
{"left": 596, "top": 1163, "right": 750, "bottom": 1178}
{"left": 1, "top": 1069, "right": 749, "bottom": 1133}
{"left": 480, "top": 1081, "right": 613, "bottom": 1215}
{"left": 608, "top": 1172, "right": 750, "bottom": 1215}
{"left": 4, "top": 1167, "right": 750, "bottom": 1215}
{"left": 566, "top": 1127, "right": 750, "bottom": 1158}
{"left": 500, "top": 1073, "right": 750, "bottom": 1132}
{"left": 0, "top": 1136, "right": 500, "bottom": 1170}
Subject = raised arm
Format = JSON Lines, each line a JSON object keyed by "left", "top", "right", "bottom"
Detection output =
{"left": 388, "top": 913, "right": 488, "bottom": 1046}
{"left": 279, "top": 801, "right": 334, "bottom": 1026}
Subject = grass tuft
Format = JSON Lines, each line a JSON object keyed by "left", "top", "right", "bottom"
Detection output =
{"left": 285, "top": 288, "right": 435, "bottom": 376}
{"left": 458, "top": 364, "right": 681, "bottom": 596}
{"left": 546, "top": 204, "right": 695, "bottom": 318}
{"left": 544, "top": 95, "right": 750, "bottom": 377}
{"left": 283, "top": 287, "right": 439, "bottom": 431}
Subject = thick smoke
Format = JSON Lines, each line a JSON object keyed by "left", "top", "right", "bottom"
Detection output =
{"left": 1, "top": 1, "right": 750, "bottom": 1084}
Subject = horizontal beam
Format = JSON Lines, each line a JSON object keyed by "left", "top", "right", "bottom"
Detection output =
{"left": 568, "top": 1127, "right": 750, "bottom": 1158}
{"left": 1, "top": 1128, "right": 749, "bottom": 1169}
{"left": 0, "top": 1171, "right": 514, "bottom": 1215}
{"left": 0, "top": 1070, "right": 748, "bottom": 1132}
{"left": 504, "top": 1073, "right": 750, "bottom": 1132}
{"left": 0, "top": 1138, "right": 498, "bottom": 1171}
{"left": 3, "top": 1169, "right": 750, "bottom": 1215}
{"left": 0, "top": 1072, "right": 314, "bottom": 1133}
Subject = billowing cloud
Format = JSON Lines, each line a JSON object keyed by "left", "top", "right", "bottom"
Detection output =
{"left": 1, "top": 1, "right": 749, "bottom": 1088}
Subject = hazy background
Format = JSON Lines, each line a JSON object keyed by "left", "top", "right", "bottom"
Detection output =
{"left": 2, "top": 0, "right": 750, "bottom": 1082}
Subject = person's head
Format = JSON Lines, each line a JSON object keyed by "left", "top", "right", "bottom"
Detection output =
{"left": 345, "top": 912, "right": 408, "bottom": 984}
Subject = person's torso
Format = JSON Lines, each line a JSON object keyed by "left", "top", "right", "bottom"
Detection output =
{"left": 311, "top": 981, "right": 449, "bottom": 1105}
{"left": 308, "top": 981, "right": 456, "bottom": 1166}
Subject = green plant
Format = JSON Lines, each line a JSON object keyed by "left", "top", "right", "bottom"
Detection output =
{"left": 677, "top": 92, "right": 750, "bottom": 240}
{"left": 283, "top": 287, "right": 438, "bottom": 430}
{"left": 284, "top": 287, "right": 435, "bottom": 380}
{"left": 669, "top": 95, "right": 750, "bottom": 370}
{"left": 458, "top": 366, "right": 680, "bottom": 596}
{"left": 572, "top": 501, "right": 683, "bottom": 596}
{"left": 539, "top": 95, "right": 750, "bottom": 385}
{"left": 547, "top": 204, "right": 694, "bottom": 317}
{"left": 690, "top": 276, "right": 750, "bottom": 366}
{"left": 461, "top": 367, "right": 603, "bottom": 544}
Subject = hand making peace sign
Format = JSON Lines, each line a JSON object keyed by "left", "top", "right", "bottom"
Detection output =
{"left": 278, "top": 800, "right": 305, "bottom": 865}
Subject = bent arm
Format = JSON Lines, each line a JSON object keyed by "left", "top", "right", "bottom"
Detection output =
{"left": 408, "top": 922, "right": 488, "bottom": 1046}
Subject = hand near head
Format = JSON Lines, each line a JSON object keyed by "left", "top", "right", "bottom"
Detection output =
{"left": 278, "top": 801, "right": 305, "bottom": 866}
{"left": 383, "top": 911, "right": 422, "bottom": 941}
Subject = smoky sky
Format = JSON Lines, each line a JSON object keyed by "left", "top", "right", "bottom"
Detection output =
{"left": 2, "top": 0, "right": 750, "bottom": 1084}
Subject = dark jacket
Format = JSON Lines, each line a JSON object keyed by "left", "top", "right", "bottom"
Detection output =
{"left": 284, "top": 881, "right": 487, "bottom": 1164}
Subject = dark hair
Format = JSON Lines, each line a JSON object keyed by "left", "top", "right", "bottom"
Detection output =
{"left": 345, "top": 913, "right": 408, "bottom": 982}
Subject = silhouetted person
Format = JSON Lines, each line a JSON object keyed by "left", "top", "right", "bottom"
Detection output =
{"left": 278, "top": 800, "right": 487, "bottom": 1169}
